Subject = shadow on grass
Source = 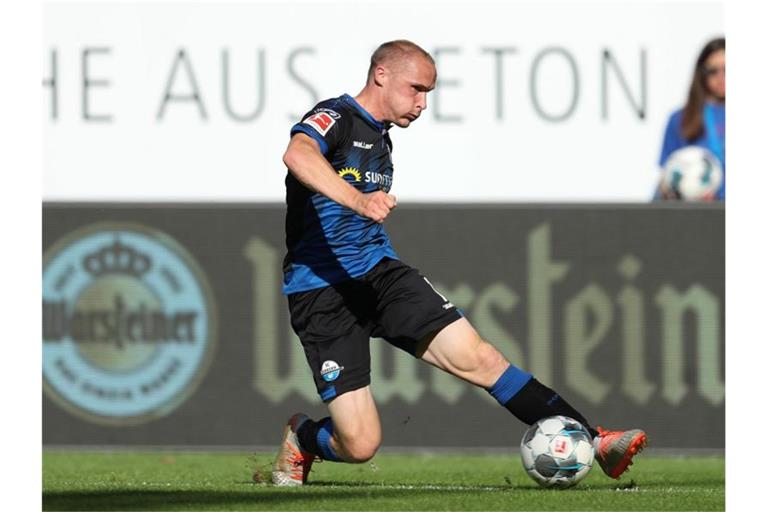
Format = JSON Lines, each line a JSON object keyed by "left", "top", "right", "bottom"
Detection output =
{"left": 43, "top": 482, "right": 522, "bottom": 511}
{"left": 44, "top": 488, "right": 368, "bottom": 511}
{"left": 45, "top": 482, "right": 626, "bottom": 511}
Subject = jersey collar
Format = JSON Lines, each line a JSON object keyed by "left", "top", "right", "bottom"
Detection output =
{"left": 342, "top": 94, "right": 386, "bottom": 132}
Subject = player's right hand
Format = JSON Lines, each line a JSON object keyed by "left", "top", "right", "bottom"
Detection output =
{"left": 356, "top": 191, "right": 397, "bottom": 223}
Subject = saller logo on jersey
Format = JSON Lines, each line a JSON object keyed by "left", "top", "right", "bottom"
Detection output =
{"left": 305, "top": 112, "right": 337, "bottom": 136}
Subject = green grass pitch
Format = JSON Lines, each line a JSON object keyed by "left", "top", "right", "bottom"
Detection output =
{"left": 43, "top": 451, "right": 724, "bottom": 511}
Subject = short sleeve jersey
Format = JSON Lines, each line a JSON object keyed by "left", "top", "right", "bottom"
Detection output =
{"left": 282, "top": 94, "right": 399, "bottom": 294}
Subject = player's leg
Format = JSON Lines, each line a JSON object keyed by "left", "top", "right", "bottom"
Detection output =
{"left": 271, "top": 390, "right": 382, "bottom": 487}
{"left": 419, "top": 317, "right": 647, "bottom": 479}
{"left": 368, "top": 258, "right": 645, "bottom": 480}
{"left": 365, "top": 258, "right": 594, "bottom": 429}
{"left": 417, "top": 317, "right": 597, "bottom": 431}
{"left": 272, "top": 281, "right": 380, "bottom": 486}
{"left": 295, "top": 386, "right": 382, "bottom": 463}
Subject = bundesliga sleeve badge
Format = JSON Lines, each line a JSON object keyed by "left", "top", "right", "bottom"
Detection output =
{"left": 304, "top": 111, "right": 337, "bottom": 136}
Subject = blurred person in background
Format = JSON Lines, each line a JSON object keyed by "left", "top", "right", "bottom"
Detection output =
{"left": 656, "top": 37, "right": 725, "bottom": 201}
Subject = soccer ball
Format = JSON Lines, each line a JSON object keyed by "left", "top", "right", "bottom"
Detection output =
{"left": 520, "top": 415, "right": 594, "bottom": 489}
{"left": 661, "top": 146, "right": 723, "bottom": 200}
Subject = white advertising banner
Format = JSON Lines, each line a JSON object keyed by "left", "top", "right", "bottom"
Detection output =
{"left": 42, "top": 1, "right": 724, "bottom": 201}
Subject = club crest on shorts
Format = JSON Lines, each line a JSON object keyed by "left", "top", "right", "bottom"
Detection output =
{"left": 320, "top": 360, "right": 344, "bottom": 382}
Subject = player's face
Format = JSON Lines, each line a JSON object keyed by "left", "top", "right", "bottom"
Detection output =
{"left": 383, "top": 56, "right": 436, "bottom": 128}
{"left": 703, "top": 49, "right": 725, "bottom": 101}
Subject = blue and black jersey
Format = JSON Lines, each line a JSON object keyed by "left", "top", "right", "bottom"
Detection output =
{"left": 283, "top": 94, "right": 398, "bottom": 294}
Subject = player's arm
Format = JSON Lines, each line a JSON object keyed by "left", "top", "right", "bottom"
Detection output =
{"left": 283, "top": 133, "right": 396, "bottom": 223}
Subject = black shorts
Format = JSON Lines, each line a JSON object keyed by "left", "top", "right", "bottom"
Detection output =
{"left": 287, "top": 257, "right": 463, "bottom": 402}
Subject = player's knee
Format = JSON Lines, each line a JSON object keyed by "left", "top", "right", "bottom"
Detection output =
{"left": 342, "top": 438, "right": 380, "bottom": 463}
{"left": 338, "top": 432, "right": 381, "bottom": 463}
{"left": 472, "top": 337, "right": 507, "bottom": 371}
{"left": 477, "top": 340, "right": 507, "bottom": 372}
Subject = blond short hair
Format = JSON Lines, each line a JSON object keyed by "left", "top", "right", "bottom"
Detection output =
{"left": 367, "top": 40, "right": 434, "bottom": 81}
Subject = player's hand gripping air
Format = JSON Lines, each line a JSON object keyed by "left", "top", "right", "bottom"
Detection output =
{"left": 355, "top": 190, "right": 397, "bottom": 223}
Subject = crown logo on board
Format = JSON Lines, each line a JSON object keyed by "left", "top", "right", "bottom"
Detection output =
{"left": 82, "top": 237, "right": 151, "bottom": 278}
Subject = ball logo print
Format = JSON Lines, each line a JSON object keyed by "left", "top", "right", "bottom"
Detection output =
{"left": 42, "top": 223, "right": 217, "bottom": 425}
{"left": 320, "top": 360, "right": 343, "bottom": 382}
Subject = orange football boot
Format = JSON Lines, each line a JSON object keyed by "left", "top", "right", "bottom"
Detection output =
{"left": 272, "top": 413, "right": 315, "bottom": 486}
{"left": 593, "top": 427, "right": 647, "bottom": 479}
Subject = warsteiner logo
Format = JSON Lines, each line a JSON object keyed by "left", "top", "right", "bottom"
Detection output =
{"left": 42, "top": 223, "right": 217, "bottom": 425}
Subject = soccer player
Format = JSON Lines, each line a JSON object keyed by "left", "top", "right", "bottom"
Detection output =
{"left": 272, "top": 40, "right": 646, "bottom": 486}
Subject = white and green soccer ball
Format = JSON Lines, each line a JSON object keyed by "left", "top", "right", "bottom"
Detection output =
{"left": 661, "top": 146, "right": 723, "bottom": 200}
{"left": 520, "top": 415, "right": 595, "bottom": 489}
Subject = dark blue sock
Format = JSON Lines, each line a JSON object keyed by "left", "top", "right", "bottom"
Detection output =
{"left": 488, "top": 366, "right": 597, "bottom": 438}
{"left": 315, "top": 418, "right": 341, "bottom": 462}
{"left": 296, "top": 416, "right": 342, "bottom": 461}
{"left": 296, "top": 418, "right": 323, "bottom": 456}
{"left": 487, "top": 364, "right": 533, "bottom": 404}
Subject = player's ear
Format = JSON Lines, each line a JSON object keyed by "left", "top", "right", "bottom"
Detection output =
{"left": 373, "top": 64, "right": 387, "bottom": 87}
